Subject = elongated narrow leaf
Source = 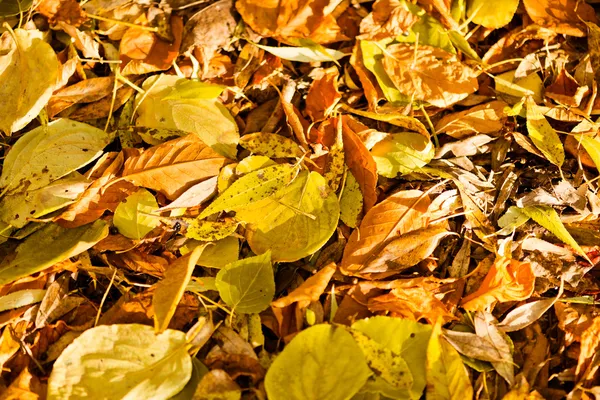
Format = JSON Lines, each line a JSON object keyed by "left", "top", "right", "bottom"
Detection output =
{"left": 235, "top": 171, "right": 340, "bottom": 262}
{"left": 0, "top": 28, "right": 58, "bottom": 134}
{"left": 0, "top": 289, "right": 46, "bottom": 312}
{"left": 113, "top": 189, "right": 161, "bottom": 240}
{"left": 474, "top": 312, "right": 514, "bottom": 385}
{"left": 0, "top": 220, "right": 108, "bottom": 285}
{"left": 0, "top": 119, "right": 112, "bottom": 196}
{"left": 215, "top": 251, "right": 274, "bottom": 313}
{"left": 255, "top": 43, "right": 347, "bottom": 63}
{"left": 519, "top": 205, "right": 589, "bottom": 261}
{"left": 265, "top": 324, "right": 371, "bottom": 400}
{"left": 121, "top": 134, "right": 230, "bottom": 200}
{"left": 340, "top": 171, "right": 363, "bottom": 228}
{"left": 426, "top": 320, "right": 473, "bottom": 399}
{"left": 47, "top": 324, "right": 191, "bottom": 400}
{"left": 525, "top": 97, "right": 565, "bottom": 167}
{"left": 199, "top": 164, "right": 298, "bottom": 219}
{"left": 153, "top": 245, "right": 205, "bottom": 333}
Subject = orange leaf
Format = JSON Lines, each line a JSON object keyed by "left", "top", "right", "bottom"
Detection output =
{"left": 341, "top": 190, "right": 431, "bottom": 273}
{"left": 382, "top": 43, "right": 478, "bottom": 108}
{"left": 341, "top": 116, "right": 378, "bottom": 212}
{"left": 461, "top": 257, "right": 535, "bottom": 311}
{"left": 120, "top": 134, "right": 231, "bottom": 200}
{"left": 305, "top": 67, "right": 341, "bottom": 122}
{"left": 523, "top": 0, "right": 597, "bottom": 37}
{"left": 435, "top": 100, "right": 508, "bottom": 139}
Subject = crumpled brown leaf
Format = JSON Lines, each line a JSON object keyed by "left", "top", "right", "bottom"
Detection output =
{"left": 358, "top": 0, "right": 419, "bottom": 41}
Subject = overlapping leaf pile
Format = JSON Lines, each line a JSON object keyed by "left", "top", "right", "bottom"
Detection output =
{"left": 1, "top": 0, "right": 600, "bottom": 398}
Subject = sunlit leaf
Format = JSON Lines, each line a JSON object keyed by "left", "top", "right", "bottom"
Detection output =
{"left": 0, "top": 289, "right": 46, "bottom": 312}
{"left": 47, "top": 324, "right": 191, "bottom": 400}
{"left": 0, "top": 220, "right": 108, "bottom": 285}
{"left": 371, "top": 132, "right": 434, "bottom": 177}
{"left": 215, "top": 251, "right": 274, "bottom": 313}
{"left": 340, "top": 171, "right": 363, "bottom": 228}
{"left": 113, "top": 189, "right": 161, "bottom": 240}
{"left": 185, "top": 218, "right": 238, "bottom": 242}
{"left": 0, "top": 119, "right": 112, "bottom": 196}
{"left": 235, "top": 171, "right": 340, "bottom": 262}
{"left": 0, "top": 28, "right": 58, "bottom": 134}
{"left": 265, "top": 324, "right": 372, "bottom": 400}
{"left": 426, "top": 319, "right": 473, "bottom": 399}
{"left": 239, "top": 132, "right": 304, "bottom": 158}
{"left": 255, "top": 43, "right": 347, "bottom": 63}
{"left": 467, "top": 0, "right": 519, "bottom": 29}
{"left": 525, "top": 97, "right": 565, "bottom": 167}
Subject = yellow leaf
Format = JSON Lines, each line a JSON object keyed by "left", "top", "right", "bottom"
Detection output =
{"left": 153, "top": 245, "right": 206, "bottom": 333}
{"left": 0, "top": 28, "right": 58, "bottom": 134}
{"left": 525, "top": 97, "right": 565, "bottom": 167}
{"left": 426, "top": 319, "right": 473, "bottom": 400}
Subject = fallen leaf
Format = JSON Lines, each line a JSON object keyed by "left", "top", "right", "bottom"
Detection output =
{"left": 435, "top": 100, "right": 508, "bottom": 139}
{"left": 382, "top": 43, "right": 479, "bottom": 108}
{"left": 525, "top": 96, "right": 565, "bottom": 167}
{"left": 461, "top": 256, "right": 535, "bottom": 311}
{"left": 306, "top": 67, "right": 341, "bottom": 121}
{"left": 120, "top": 134, "right": 230, "bottom": 201}
{"left": 239, "top": 132, "right": 304, "bottom": 158}
{"left": 113, "top": 189, "right": 161, "bottom": 240}
{"left": 153, "top": 245, "right": 205, "bottom": 333}
{"left": 215, "top": 251, "right": 274, "bottom": 314}
{"left": 47, "top": 324, "right": 192, "bottom": 399}
{"left": 426, "top": 318, "right": 473, "bottom": 399}
{"left": 264, "top": 324, "right": 371, "bottom": 400}
{"left": 467, "top": 0, "right": 519, "bottom": 29}
{"left": 523, "top": 0, "right": 597, "bottom": 37}
{"left": 0, "top": 28, "right": 58, "bottom": 134}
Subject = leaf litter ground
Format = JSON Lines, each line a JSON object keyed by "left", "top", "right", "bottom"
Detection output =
{"left": 0, "top": 0, "right": 600, "bottom": 399}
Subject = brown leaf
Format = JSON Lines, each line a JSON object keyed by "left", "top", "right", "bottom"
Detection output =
{"left": 523, "top": 0, "right": 597, "bottom": 37}
{"left": 350, "top": 43, "right": 384, "bottom": 109}
{"left": 358, "top": 0, "right": 419, "bottom": 41}
{"left": 435, "top": 100, "right": 508, "bottom": 138}
{"left": 341, "top": 116, "right": 378, "bottom": 212}
{"left": 341, "top": 190, "right": 431, "bottom": 273}
{"left": 382, "top": 43, "right": 478, "bottom": 108}
{"left": 236, "top": 0, "right": 351, "bottom": 44}
{"left": 369, "top": 286, "right": 456, "bottom": 324}
{"left": 67, "top": 85, "right": 136, "bottom": 121}
{"left": 55, "top": 152, "right": 137, "bottom": 228}
{"left": 576, "top": 316, "right": 600, "bottom": 383}
{"left": 555, "top": 302, "right": 600, "bottom": 346}
{"left": 181, "top": 0, "right": 237, "bottom": 59}
{"left": 461, "top": 257, "right": 535, "bottom": 311}
{"left": 545, "top": 69, "right": 590, "bottom": 107}
{"left": 106, "top": 250, "right": 168, "bottom": 277}
{"left": 120, "top": 134, "right": 231, "bottom": 200}
{"left": 38, "top": 0, "right": 87, "bottom": 27}
{"left": 47, "top": 77, "right": 116, "bottom": 118}
{"left": 306, "top": 67, "right": 341, "bottom": 122}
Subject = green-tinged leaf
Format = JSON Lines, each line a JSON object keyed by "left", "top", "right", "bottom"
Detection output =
{"left": 153, "top": 245, "right": 205, "bottom": 333}
{"left": 255, "top": 43, "right": 347, "bottom": 63}
{"left": 350, "top": 330, "right": 413, "bottom": 394}
{"left": 113, "top": 189, "right": 161, "bottom": 240}
{"left": 240, "top": 133, "right": 305, "bottom": 159}
{"left": 170, "top": 358, "right": 208, "bottom": 400}
{"left": 497, "top": 206, "right": 530, "bottom": 235}
{"left": 397, "top": 13, "right": 455, "bottom": 54}
{"left": 215, "top": 251, "right": 274, "bottom": 313}
{"left": 235, "top": 155, "right": 276, "bottom": 175}
{"left": 0, "top": 28, "right": 58, "bottom": 134}
{"left": 360, "top": 40, "right": 409, "bottom": 103}
{"left": 340, "top": 105, "right": 430, "bottom": 137}
{"left": 448, "top": 31, "right": 481, "bottom": 61}
{"left": 426, "top": 319, "right": 473, "bottom": 400}
{"left": 185, "top": 218, "right": 238, "bottom": 242}
{"left": 200, "top": 164, "right": 298, "bottom": 219}
{"left": 186, "top": 277, "right": 218, "bottom": 293}
{"left": 162, "top": 79, "right": 225, "bottom": 100}
{"left": 340, "top": 171, "right": 363, "bottom": 228}
{"left": 352, "top": 317, "right": 431, "bottom": 399}
{"left": 181, "top": 237, "right": 239, "bottom": 268}
{"left": 236, "top": 171, "right": 340, "bottom": 262}
{"left": 324, "top": 123, "right": 345, "bottom": 191}
{"left": 265, "top": 324, "right": 372, "bottom": 400}
{"left": 0, "top": 289, "right": 46, "bottom": 312}
{"left": 525, "top": 97, "right": 565, "bottom": 167}
{"left": 136, "top": 75, "right": 239, "bottom": 159}
{"left": 0, "top": 0, "right": 34, "bottom": 16}
{"left": 0, "top": 173, "right": 89, "bottom": 228}
{"left": 371, "top": 132, "right": 434, "bottom": 177}
{"left": 0, "top": 119, "right": 112, "bottom": 196}
{"left": 0, "top": 220, "right": 109, "bottom": 285}
{"left": 193, "top": 369, "right": 241, "bottom": 399}
{"left": 467, "top": 0, "right": 519, "bottom": 29}
{"left": 495, "top": 71, "right": 543, "bottom": 104}
{"left": 47, "top": 324, "right": 191, "bottom": 400}
{"left": 519, "top": 205, "right": 589, "bottom": 261}
{"left": 575, "top": 134, "right": 600, "bottom": 171}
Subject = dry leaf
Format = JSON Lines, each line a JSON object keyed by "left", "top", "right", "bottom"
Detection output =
{"left": 523, "top": 0, "right": 597, "bottom": 37}
{"left": 435, "top": 100, "right": 508, "bottom": 138}
{"left": 461, "top": 257, "right": 535, "bottom": 311}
